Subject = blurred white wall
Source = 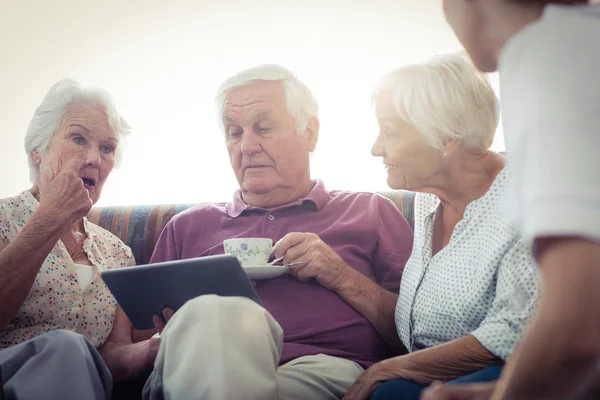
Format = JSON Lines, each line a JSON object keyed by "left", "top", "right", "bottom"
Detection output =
{"left": 0, "top": 0, "right": 503, "bottom": 205}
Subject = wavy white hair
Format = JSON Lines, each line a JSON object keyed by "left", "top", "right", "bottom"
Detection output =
{"left": 24, "top": 78, "right": 131, "bottom": 183}
{"left": 215, "top": 64, "right": 319, "bottom": 136}
{"left": 372, "top": 53, "right": 499, "bottom": 151}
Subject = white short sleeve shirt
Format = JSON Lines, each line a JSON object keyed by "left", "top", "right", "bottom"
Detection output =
{"left": 499, "top": 3, "right": 600, "bottom": 246}
{"left": 395, "top": 168, "right": 539, "bottom": 360}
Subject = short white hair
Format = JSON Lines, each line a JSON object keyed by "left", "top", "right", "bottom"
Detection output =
{"left": 372, "top": 53, "right": 499, "bottom": 151}
{"left": 215, "top": 64, "right": 319, "bottom": 136}
{"left": 24, "top": 78, "right": 131, "bottom": 183}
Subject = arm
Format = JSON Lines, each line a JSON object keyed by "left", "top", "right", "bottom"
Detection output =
{"left": 374, "top": 335, "right": 500, "bottom": 384}
{"left": 335, "top": 268, "right": 403, "bottom": 351}
{"left": 0, "top": 206, "right": 69, "bottom": 328}
{"left": 491, "top": 27, "right": 600, "bottom": 399}
{"left": 0, "top": 159, "right": 93, "bottom": 329}
{"left": 353, "top": 194, "right": 413, "bottom": 351}
{"left": 277, "top": 232, "right": 404, "bottom": 350}
{"left": 345, "top": 238, "right": 538, "bottom": 400}
{"left": 492, "top": 238, "right": 600, "bottom": 400}
{"left": 276, "top": 196, "right": 412, "bottom": 351}
{"left": 98, "top": 306, "right": 161, "bottom": 381}
{"left": 343, "top": 335, "right": 501, "bottom": 400}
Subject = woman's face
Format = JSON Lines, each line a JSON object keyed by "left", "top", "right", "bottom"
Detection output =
{"left": 371, "top": 94, "right": 445, "bottom": 191}
{"left": 32, "top": 100, "right": 118, "bottom": 205}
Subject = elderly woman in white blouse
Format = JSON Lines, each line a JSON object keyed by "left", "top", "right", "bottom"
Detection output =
{"left": 343, "top": 54, "right": 539, "bottom": 400}
{"left": 0, "top": 79, "right": 164, "bottom": 399}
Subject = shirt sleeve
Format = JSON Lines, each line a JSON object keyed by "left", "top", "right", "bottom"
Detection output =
{"left": 124, "top": 246, "right": 136, "bottom": 267}
{"left": 471, "top": 240, "right": 539, "bottom": 360}
{"left": 150, "top": 219, "right": 181, "bottom": 263}
{"left": 104, "top": 236, "right": 136, "bottom": 268}
{"left": 501, "top": 13, "right": 600, "bottom": 245}
{"left": 372, "top": 195, "right": 414, "bottom": 292}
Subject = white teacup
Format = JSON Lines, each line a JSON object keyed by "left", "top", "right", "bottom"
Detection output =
{"left": 223, "top": 238, "right": 273, "bottom": 267}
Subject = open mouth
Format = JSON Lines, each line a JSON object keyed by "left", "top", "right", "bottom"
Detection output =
{"left": 82, "top": 178, "right": 96, "bottom": 188}
{"left": 385, "top": 164, "right": 400, "bottom": 171}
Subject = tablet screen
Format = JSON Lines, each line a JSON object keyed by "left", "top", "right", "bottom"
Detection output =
{"left": 101, "top": 254, "right": 262, "bottom": 330}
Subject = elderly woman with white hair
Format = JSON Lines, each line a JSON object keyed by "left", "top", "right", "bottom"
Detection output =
{"left": 342, "top": 54, "right": 539, "bottom": 400}
{"left": 0, "top": 79, "right": 163, "bottom": 399}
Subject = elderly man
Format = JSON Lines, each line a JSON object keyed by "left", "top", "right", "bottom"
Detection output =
{"left": 142, "top": 65, "right": 413, "bottom": 400}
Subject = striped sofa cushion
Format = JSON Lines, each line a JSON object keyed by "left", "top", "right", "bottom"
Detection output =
{"left": 88, "top": 191, "right": 415, "bottom": 265}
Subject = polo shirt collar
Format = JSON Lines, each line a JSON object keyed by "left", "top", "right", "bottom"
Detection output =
{"left": 225, "top": 179, "right": 330, "bottom": 218}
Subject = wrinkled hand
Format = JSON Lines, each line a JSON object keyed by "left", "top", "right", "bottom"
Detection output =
{"left": 126, "top": 308, "right": 174, "bottom": 378}
{"left": 343, "top": 359, "right": 402, "bottom": 400}
{"left": 100, "top": 307, "right": 175, "bottom": 381}
{"left": 420, "top": 381, "right": 496, "bottom": 400}
{"left": 343, "top": 370, "right": 381, "bottom": 400}
{"left": 33, "top": 159, "right": 93, "bottom": 224}
{"left": 275, "top": 232, "right": 354, "bottom": 291}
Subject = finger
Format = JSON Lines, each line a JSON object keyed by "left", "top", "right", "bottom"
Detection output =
{"left": 273, "top": 239, "right": 281, "bottom": 253}
{"left": 283, "top": 240, "right": 314, "bottom": 265}
{"left": 62, "top": 158, "right": 85, "bottom": 176}
{"left": 275, "top": 232, "right": 308, "bottom": 258}
{"left": 152, "top": 314, "right": 166, "bottom": 333}
{"left": 290, "top": 261, "right": 312, "bottom": 281}
{"left": 162, "top": 307, "right": 174, "bottom": 322}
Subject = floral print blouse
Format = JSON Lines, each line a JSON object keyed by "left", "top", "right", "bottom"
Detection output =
{"left": 0, "top": 190, "right": 135, "bottom": 348}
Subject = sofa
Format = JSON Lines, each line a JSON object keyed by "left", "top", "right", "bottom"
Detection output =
{"left": 88, "top": 190, "right": 416, "bottom": 265}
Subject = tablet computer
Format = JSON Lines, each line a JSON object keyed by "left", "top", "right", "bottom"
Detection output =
{"left": 100, "top": 254, "right": 262, "bottom": 330}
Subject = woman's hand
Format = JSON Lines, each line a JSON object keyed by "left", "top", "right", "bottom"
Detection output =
{"left": 99, "top": 307, "right": 174, "bottom": 381}
{"left": 33, "top": 159, "right": 93, "bottom": 224}
{"left": 343, "top": 360, "right": 405, "bottom": 400}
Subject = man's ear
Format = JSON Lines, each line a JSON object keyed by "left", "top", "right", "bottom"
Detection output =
{"left": 304, "top": 117, "right": 319, "bottom": 152}
{"left": 30, "top": 150, "right": 41, "bottom": 165}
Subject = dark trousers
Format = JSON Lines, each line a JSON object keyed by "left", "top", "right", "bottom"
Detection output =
{"left": 370, "top": 365, "right": 503, "bottom": 400}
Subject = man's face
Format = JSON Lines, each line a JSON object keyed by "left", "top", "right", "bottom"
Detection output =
{"left": 222, "top": 81, "right": 317, "bottom": 200}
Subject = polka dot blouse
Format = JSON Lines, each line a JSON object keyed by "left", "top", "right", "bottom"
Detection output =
{"left": 0, "top": 190, "right": 135, "bottom": 348}
{"left": 395, "top": 167, "right": 540, "bottom": 360}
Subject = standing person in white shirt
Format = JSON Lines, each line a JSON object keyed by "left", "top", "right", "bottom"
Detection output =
{"left": 422, "top": 1, "right": 600, "bottom": 399}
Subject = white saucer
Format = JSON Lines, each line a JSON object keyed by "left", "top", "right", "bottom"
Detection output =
{"left": 242, "top": 265, "right": 288, "bottom": 280}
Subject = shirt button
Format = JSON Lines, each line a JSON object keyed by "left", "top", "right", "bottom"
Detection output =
{"left": 268, "top": 215, "right": 275, "bottom": 221}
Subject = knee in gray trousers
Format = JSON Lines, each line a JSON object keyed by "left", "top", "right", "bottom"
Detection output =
{"left": 0, "top": 330, "right": 112, "bottom": 400}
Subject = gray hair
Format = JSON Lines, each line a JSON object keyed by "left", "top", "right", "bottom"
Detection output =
{"left": 372, "top": 53, "right": 499, "bottom": 151}
{"left": 24, "top": 78, "right": 131, "bottom": 183}
{"left": 215, "top": 64, "right": 319, "bottom": 136}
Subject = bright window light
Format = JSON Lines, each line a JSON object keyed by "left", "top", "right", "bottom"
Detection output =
{"left": 0, "top": 1, "right": 504, "bottom": 206}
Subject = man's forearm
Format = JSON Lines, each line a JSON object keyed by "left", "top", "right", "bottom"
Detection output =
{"left": 336, "top": 268, "right": 403, "bottom": 351}
{"left": 492, "top": 239, "right": 600, "bottom": 400}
